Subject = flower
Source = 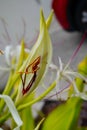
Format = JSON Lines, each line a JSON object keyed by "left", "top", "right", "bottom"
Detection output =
{"left": 49, "top": 57, "right": 87, "bottom": 99}
{"left": 0, "top": 44, "right": 29, "bottom": 72}
{"left": 0, "top": 94, "right": 23, "bottom": 130}
{"left": 15, "top": 10, "right": 53, "bottom": 107}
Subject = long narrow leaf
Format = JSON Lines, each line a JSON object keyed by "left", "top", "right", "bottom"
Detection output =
{"left": 20, "top": 107, "right": 34, "bottom": 130}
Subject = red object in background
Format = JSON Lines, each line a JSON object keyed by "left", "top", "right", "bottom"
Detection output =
{"left": 52, "top": 0, "right": 70, "bottom": 30}
{"left": 52, "top": 0, "right": 87, "bottom": 32}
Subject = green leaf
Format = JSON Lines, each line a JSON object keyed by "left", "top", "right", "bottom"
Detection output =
{"left": 20, "top": 107, "right": 34, "bottom": 130}
{"left": 42, "top": 97, "right": 82, "bottom": 130}
{"left": 11, "top": 92, "right": 34, "bottom": 130}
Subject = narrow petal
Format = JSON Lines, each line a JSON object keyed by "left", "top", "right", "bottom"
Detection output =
{"left": 0, "top": 94, "right": 23, "bottom": 130}
{"left": 66, "top": 71, "right": 87, "bottom": 82}
{"left": 64, "top": 75, "right": 80, "bottom": 94}
{"left": 58, "top": 56, "right": 63, "bottom": 71}
{"left": 49, "top": 63, "right": 58, "bottom": 70}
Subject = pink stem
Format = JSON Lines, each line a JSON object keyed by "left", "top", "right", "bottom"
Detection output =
{"left": 45, "top": 84, "right": 70, "bottom": 99}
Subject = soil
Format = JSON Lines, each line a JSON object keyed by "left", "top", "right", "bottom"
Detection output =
{"left": 0, "top": 123, "right": 11, "bottom": 130}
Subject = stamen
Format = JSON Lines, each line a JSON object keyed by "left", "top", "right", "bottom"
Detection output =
{"left": 18, "top": 56, "right": 41, "bottom": 74}
{"left": 22, "top": 72, "right": 37, "bottom": 95}
{"left": 19, "top": 56, "right": 41, "bottom": 95}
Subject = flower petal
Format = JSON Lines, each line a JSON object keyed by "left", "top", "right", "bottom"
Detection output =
{"left": 0, "top": 94, "right": 23, "bottom": 130}
{"left": 17, "top": 10, "right": 53, "bottom": 97}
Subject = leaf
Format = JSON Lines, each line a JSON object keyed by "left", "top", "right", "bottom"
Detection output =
{"left": 20, "top": 92, "right": 34, "bottom": 130}
{"left": 0, "top": 94, "right": 23, "bottom": 130}
{"left": 11, "top": 92, "right": 34, "bottom": 130}
{"left": 20, "top": 107, "right": 34, "bottom": 130}
{"left": 42, "top": 97, "right": 82, "bottom": 130}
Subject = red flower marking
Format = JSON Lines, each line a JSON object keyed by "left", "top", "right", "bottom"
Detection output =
{"left": 19, "top": 56, "right": 41, "bottom": 95}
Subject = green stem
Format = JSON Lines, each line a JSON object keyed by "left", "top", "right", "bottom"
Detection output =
{"left": 2, "top": 71, "right": 13, "bottom": 94}
{"left": 0, "top": 81, "right": 56, "bottom": 124}
{"left": 0, "top": 72, "right": 20, "bottom": 113}
{"left": 0, "top": 71, "right": 13, "bottom": 113}
{"left": 11, "top": 89, "right": 18, "bottom": 100}
{"left": 0, "top": 112, "right": 10, "bottom": 124}
{"left": 17, "top": 81, "right": 56, "bottom": 111}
